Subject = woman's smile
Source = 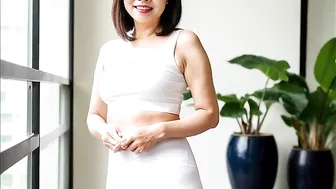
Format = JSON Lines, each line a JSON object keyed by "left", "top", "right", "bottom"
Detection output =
{"left": 134, "top": 5, "right": 153, "bottom": 14}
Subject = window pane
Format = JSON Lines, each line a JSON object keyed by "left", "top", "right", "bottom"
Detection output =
{"left": 39, "top": 0, "right": 69, "bottom": 78}
{"left": 0, "top": 79, "right": 28, "bottom": 150}
{"left": 0, "top": 0, "right": 29, "bottom": 66}
{"left": 40, "top": 138, "right": 59, "bottom": 189}
{"left": 1, "top": 155, "right": 29, "bottom": 189}
{"left": 40, "top": 83, "right": 60, "bottom": 136}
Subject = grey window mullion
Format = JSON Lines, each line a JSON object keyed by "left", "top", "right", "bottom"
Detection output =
{"left": 0, "top": 134, "right": 39, "bottom": 174}
{"left": 31, "top": 0, "right": 40, "bottom": 189}
{"left": 0, "top": 60, "right": 70, "bottom": 85}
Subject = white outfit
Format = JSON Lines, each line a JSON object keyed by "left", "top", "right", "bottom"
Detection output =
{"left": 97, "top": 29, "right": 203, "bottom": 189}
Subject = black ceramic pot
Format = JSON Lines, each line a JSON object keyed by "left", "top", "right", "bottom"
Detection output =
{"left": 226, "top": 133, "right": 278, "bottom": 189}
{"left": 287, "top": 148, "right": 334, "bottom": 189}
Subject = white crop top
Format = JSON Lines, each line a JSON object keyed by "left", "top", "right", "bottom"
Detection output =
{"left": 97, "top": 29, "right": 187, "bottom": 116}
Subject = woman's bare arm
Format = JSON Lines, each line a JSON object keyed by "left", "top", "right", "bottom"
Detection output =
{"left": 86, "top": 44, "right": 123, "bottom": 148}
{"left": 161, "top": 30, "right": 219, "bottom": 139}
{"left": 86, "top": 46, "right": 109, "bottom": 140}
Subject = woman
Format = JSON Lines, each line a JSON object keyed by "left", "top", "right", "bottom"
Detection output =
{"left": 87, "top": 0, "right": 219, "bottom": 188}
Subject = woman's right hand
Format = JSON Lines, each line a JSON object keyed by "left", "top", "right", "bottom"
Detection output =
{"left": 100, "top": 125, "right": 126, "bottom": 152}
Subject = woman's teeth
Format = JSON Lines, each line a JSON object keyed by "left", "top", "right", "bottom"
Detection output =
{"left": 136, "top": 7, "right": 151, "bottom": 10}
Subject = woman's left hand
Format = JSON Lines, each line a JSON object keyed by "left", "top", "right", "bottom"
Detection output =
{"left": 120, "top": 123, "right": 165, "bottom": 154}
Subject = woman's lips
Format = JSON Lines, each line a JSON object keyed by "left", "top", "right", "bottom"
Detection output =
{"left": 134, "top": 5, "right": 153, "bottom": 14}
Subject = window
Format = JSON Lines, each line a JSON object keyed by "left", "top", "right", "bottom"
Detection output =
{"left": 0, "top": 156, "right": 29, "bottom": 189}
{"left": 0, "top": 0, "right": 73, "bottom": 188}
{"left": 40, "top": 83, "right": 60, "bottom": 136}
{"left": 1, "top": 135, "right": 12, "bottom": 143}
{"left": 39, "top": 0, "right": 70, "bottom": 78}
{"left": 0, "top": 0, "right": 29, "bottom": 66}
{"left": 1, "top": 91, "right": 7, "bottom": 102}
{"left": 1, "top": 174, "right": 13, "bottom": 186}
{"left": 40, "top": 139, "right": 59, "bottom": 189}
{"left": 1, "top": 113, "right": 13, "bottom": 124}
{"left": 0, "top": 79, "right": 28, "bottom": 150}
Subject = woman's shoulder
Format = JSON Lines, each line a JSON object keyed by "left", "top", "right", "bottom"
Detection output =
{"left": 175, "top": 29, "right": 203, "bottom": 51}
{"left": 100, "top": 38, "right": 125, "bottom": 52}
{"left": 176, "top": 29, "right": 201, "bottom": 47}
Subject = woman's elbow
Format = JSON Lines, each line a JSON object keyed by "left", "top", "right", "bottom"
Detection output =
{"left": 207, "top": 109, "right": 219, "bottom": 128}
{"left": 211, "top": 113, "right": 219, "bottom": 128}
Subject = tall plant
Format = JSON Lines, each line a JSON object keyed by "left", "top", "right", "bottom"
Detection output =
{"left": 279, "top": 37, "right": 336, "bottom": 150}
{"left": 183, "top": 56, "right": 308, "bottom": 135}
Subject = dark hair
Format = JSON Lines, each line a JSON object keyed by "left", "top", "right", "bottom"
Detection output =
{"left": 112, "top": 0, "right": 182, "bottom": 41}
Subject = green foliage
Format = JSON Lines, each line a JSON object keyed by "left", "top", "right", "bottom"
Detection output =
{"left": 278, "top": 37, "right": 336, "bottom": 150}
{"left": 218, "top": 55, "right": 307, "bottom": 135}
{"left": 183, "top": 90, "right": 192, "bottom": 101}
{"left": 228, "top": 55, "right": 290, "bottom": 81}
{"left": 215, "top": 74, "right": 308, "bottom": 135}
{"left": 314, "top": 38, "right": 336, "bottom": 99}
{"left": 280, "top": 85, "right": 336, "bottom": 150}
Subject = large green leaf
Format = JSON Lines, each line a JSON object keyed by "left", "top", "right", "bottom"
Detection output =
{"left": 285, "top": 72, "right": 310, "bottom": 94}
{"left": 326, "top": 113, "right": 336, "bottom": 126}
{"left": 252, "top": 82, "right": 308, "bottom": 115}
{"left": 281, "top": 115, "right": 304, "bottom": 129}
{"left": 216, "top": 94, "right": 240, "bottom": 103}
{"left": 281, "top": 115, "right": 295, "bottom": 127}
{"left": 216, "top": 93, "right": 249, "bottom": 107}
{"left": 248, "top": 98, "right": 261, "bottom": 115}
{"left": 323, "top": 112, "right": 336, "bottom": 141}
{"left": 264, "top": 100, "right": 274, "bottom": 110}
{"left": 228, "top": 55, "right": 290, "bottom": 81}
{"left": 220, "top": 102, "right": 246, "bottom": 118}
{"left": 299, "top": 87, "right": 328, "bottom": 124}
{"left": 329, "top": 90, "right": 336, "bottom": 99}
{"left": 276, "top": 72, "right": 309, "bottom": 115}
{"left": 314, "top": 38, "right": 336, "bottom": 93}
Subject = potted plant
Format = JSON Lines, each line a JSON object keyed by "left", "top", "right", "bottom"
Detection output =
{"left": 277, "top": 37, "right": 336, "bottom": 189}
{"left": 183, "top": 56, "right": 307, "bottom": 189}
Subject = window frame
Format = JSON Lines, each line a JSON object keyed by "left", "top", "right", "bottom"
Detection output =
{"left": 0, "top": 0, "right": 74, "bottom": 188}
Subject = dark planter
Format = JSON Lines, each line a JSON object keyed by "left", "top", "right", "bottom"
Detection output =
{"left": 287, "top": 148, "right": 334, "bottom": 189}
{"left": 226, "top": 133, "right": 278, "bottom": 189}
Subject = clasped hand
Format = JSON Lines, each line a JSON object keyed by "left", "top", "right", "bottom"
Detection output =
{"left": 101, "top": 123, "right": 164, "bottom": 154}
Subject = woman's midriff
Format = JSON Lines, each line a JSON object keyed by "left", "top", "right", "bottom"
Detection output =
{"left": 108, "top": 111, "right": 179, "bottom": 134}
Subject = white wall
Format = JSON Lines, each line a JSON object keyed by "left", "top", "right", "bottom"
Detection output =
{"left": 73, "top": 0, "right": 115, "bottom": 188}
{"left": 74, "top": 0, "right": 302, "bottom": 189}
{"left": 306, "top": 0, "right": 336, "bottom": 89}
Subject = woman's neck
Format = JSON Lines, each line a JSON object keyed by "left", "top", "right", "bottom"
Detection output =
{"left": 133, "top": 21, "right": 161, "bottom": 40}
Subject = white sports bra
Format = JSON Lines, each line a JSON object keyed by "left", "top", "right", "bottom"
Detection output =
{"left": 97, "top": 29, "right": 187, "bottom": 116}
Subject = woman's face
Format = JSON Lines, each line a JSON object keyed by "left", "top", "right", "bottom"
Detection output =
{"left": 124, "top": 0, "right": 167, "bottom": 24}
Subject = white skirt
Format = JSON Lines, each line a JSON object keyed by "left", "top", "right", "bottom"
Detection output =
{"left": 105, "top": 138, "right": 204, "bottom": 189}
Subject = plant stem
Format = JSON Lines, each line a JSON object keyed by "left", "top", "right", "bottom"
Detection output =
{"left": 248, "top": 112, "right": 253, "bottom": 129}
{"left": 300, "top": 125, "right": 309, "bottom": 149}
{"left": 236, "top": 118, "right": 243, "bottom": 134}
{"left": 256, "top": 78, "right": 270, "bottom": 134}
{"left": 245, "top": 113, "right": 249, "bottom": 124}
{"left": 325, "top": 135, "right": 336, "bottom": 149}
{"left": 319, "top": 76, "right": 336, "bottom": 123}
{"left": 241, "top": 118, "right": 248, "bottom": 134}
{"left": 258, "top": 107, "right": 270, "bottom": 132}
{"left": 245, "top": 113, "right": 252, "bottom": 133}
{"left": 318, "top": 122, "right": 323, "bottom": 149}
